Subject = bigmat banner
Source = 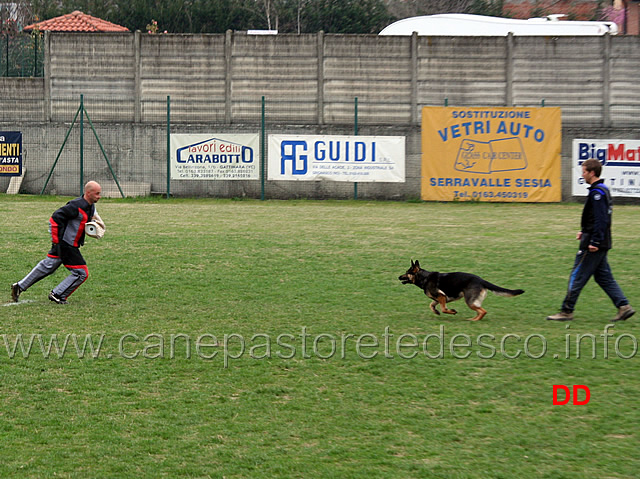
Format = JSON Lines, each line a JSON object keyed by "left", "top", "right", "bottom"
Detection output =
{"left": 268, "top": 135, "right": 405, "bottom": 182}
{"left": 572, "top": 139, "right": 640, "bottom": 197}
{"left": 421, "top": 107, "right": 562, "bottom": 202}
{"left": 170, "top": 134, "right": 259, "bottom": 180}
{"left": 0, "top": 131, "right": 22, "bottom": 176}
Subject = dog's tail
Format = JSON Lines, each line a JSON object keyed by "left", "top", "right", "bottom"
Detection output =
{"left": 482, "top": 280, "right": 525, "bottom": 297}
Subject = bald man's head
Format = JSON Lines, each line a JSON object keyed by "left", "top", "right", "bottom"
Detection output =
{"left": 84, "top": 181, "right": 102, "bottom": 204}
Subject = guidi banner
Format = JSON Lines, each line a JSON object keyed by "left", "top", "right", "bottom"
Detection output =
{"left": 268, "top": 134, "right": 405, "bottom": 182}
{"left": 170, "top": 134, "right": 259, "bottom": 180}
{"left": 572, "top": 139, "right": 640, "bottom": 197}
{"left": 421, "top": 107, "right": 562, "bottom": 202}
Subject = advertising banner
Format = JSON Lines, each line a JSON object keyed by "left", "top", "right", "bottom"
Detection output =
{"left": 572, "top": 139, "right": 640, "bottom": 197}
{"left": 421, "top": 107, "right": 562, "bottom": 202}
{"left": 170, "top": 134, "right": 259, "bottom": 180}
{"left": 268, "top": 135, "right": 405, "bottom": 182}
{"left": 0, "top": 131, "right": 22, "bottom": 176}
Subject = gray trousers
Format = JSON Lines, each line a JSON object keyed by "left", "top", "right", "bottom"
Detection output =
{"left": 18, "top": 256, "right": 88, "bottom": 300}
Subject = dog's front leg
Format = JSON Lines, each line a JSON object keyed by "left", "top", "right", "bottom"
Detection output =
{"left": 429, "top": 300, "right": 440, "bottom": 315}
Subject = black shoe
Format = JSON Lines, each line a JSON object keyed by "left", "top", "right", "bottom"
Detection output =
{"left": 11, "top": 283, "right": 22, "bottom": 302}
{"left": 48, "top": 291, "right": 68, "bottom": 305}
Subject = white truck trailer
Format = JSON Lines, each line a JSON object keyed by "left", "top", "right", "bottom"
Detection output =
{"left": 379, "top": 13, "right": 619, "bottom": 36}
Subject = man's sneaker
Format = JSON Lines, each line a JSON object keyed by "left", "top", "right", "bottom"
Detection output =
{"left": 612, "top": 304, "right": 635, "bottom": 322}
{"left": 11, "top": 283, "right": 22, "bottom": 302}
{"left": 546, "top": 311, "right": 574, "bottom": 321}
{"left": 48, "top": 291, "right": 68, "bottom": 305}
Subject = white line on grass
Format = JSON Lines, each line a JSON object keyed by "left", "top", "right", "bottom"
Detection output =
{"left": 2, "top": 299, "right": 38, "bottom": 307}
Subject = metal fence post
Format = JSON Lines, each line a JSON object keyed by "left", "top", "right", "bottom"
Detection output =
{"left": 83, "top": 104, "right": 125, "bottom": 198}
{"left": 33, "top": 32, "right": 38, "bottom": 77}
{"left": 80, "top": 94, "right": 84, "bottom": 195}
{"left": 603, "top": 33, "right": 611, "bottom": 128}
{"left": 354, "top": 96, "right": 358, "bottom": 200}
{"left": 40, "top": 102, "right": 82, "bottom": 195}
{"left": 167, "top": 95, "right": 171, "bottom": 199}
{"left": 261, "top": 96, "right": 266, "bottom": 201}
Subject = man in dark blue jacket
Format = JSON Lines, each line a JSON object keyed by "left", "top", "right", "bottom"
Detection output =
{"left": 547, "top": 159, "right": 634, "bottom": 322}
{"left": 11, "top": 181, "right": 102, "bottom": 304}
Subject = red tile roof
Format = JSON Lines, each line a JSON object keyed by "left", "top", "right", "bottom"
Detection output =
{"left": 23, "top": 11, "right": 129, "bottom": 33}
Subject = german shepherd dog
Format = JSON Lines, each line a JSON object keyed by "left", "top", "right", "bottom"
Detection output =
{"left": 398, "top": 260, "right": 524, "bottom": 321}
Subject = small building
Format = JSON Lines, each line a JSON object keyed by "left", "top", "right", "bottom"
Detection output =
{"left": 22, "top": 10, "right": 129, "bottom": 33}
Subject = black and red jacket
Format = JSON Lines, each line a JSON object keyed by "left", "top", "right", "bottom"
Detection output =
{"left": 49, "top": 196, "right": 95, "bottom": 248}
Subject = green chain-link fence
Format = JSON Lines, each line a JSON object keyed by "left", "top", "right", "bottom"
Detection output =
{"left": 1, "top": 32, "right": 44, "bottom": 77}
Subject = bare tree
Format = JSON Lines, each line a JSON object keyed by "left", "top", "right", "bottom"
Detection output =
{"left": 1, "top": 0, "right": 37, "bottom": 31}
{"left": 262, "top": 0, "right": 290, "bottom": 30}
{"left": 262, "top": 0, "right": 273, "bottom": 29}
{"left": 296, "top": 0, "right": 311, "bottom": 33}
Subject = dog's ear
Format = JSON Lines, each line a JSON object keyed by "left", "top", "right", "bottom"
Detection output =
{"left": 410, "top": 259, "right": 415, "bottom": 268}
{"left": 414, "top": 260, "right": 420, "bottom": 269}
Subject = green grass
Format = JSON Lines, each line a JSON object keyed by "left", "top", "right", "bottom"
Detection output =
{"left": 1, "top": 195, "right": 639, "bottom": 478}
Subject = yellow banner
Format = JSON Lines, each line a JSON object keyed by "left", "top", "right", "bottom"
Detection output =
{"left": 421, "top": 107, "right": 561, "bottom": 202}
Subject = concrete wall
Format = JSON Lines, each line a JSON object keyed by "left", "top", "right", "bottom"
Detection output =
{"left": 0, "top": 78, "right": 45, "bottom": 122}
{"left": 17, "top": 31, "right": 638, "bottom": 127}
{"left": 2, "top": 32, "right": 640, "bottom": 200}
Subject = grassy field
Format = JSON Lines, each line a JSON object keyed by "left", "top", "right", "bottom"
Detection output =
{"left": 1, "top": 195, "right": 639, "bottom": 478}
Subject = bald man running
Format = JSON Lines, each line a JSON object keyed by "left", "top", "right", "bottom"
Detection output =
{"left": 11, "top": 181, "right": 102, "bottom": 304}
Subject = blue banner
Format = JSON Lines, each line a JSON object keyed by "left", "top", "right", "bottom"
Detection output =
{"left": 0, "top": 132, "right": 22, "bottom": 177}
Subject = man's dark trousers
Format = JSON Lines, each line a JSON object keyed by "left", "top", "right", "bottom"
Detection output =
{"left": 562, "top": 248, "right": 628, "bottom": 313}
